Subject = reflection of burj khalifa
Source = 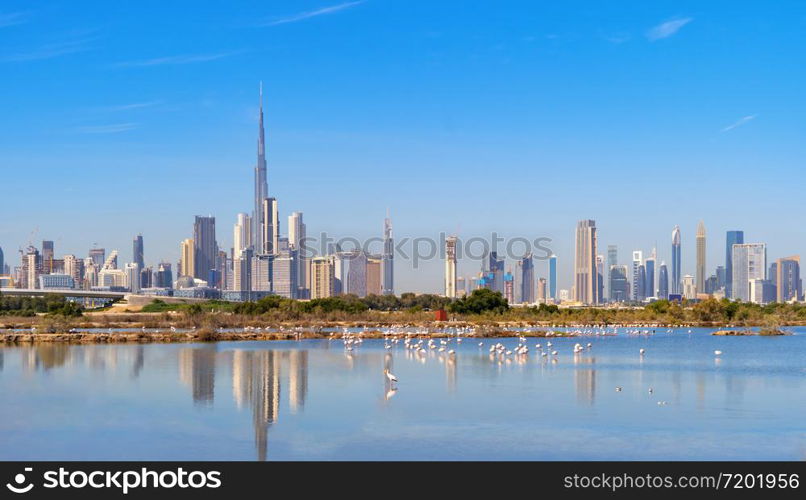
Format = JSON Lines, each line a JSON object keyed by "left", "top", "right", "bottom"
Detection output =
{"left": 231, "top": 350, "right": 308, "bottom": 461}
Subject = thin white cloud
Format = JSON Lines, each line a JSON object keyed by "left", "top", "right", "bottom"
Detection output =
{"left": 262, "top": 1, "right": 364, "bottom": 26}
{"left": 1, "top": 37, "right": 93, "bottom": 62}
{"left": 100, "top": 101, "right": 162, "bottom": 112}
{"left": 0, "top": 11, "right": 28, "bottom": 27}
{"left": 646, "top": 17, "right": 692, "bottom": 41}
{"left": 721, "top": 115, "right": 757, "bottom": 133}
{"left": 73, "top": 123, "right": 138, "bottom": 134}
{"left": 113, "top": 52, "right": 238, "bottom": 68}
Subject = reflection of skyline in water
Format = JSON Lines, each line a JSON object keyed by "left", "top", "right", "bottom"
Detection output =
{"left": 574, "top": 355, "right": 596, "bottom": 406}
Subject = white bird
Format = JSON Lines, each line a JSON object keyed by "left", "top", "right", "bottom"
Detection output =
{"left": 384, "top": 369, "right": 398, "bottom": 384}
{"left": 714, "top": 350, "right": 723, "bottom": 356}
{"left": 639, "top": 348, "right": 646, "bottom": 356}
{"left": 615, "top": 387, "right": 623, "bottom": 392}
{"left": 648, "top": 387, "right": 654, "bottom": 394}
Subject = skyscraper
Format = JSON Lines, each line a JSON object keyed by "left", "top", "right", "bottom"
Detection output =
{"left": 631, "top": 250, "right": 643, "bottom": 301}
{"left": 180, "top": 239, "right": 194, "bottom": 278}
{"left": 288, "top": 211, "right": 308, "bottom": 298}
{"left": 133, "top": 234, "right": 144, "bottom": 270}
{"left": 644, "top": 249, "right": 656, "bottom": 298}
{"left": 253, "top": 83, "right": 269, "bottom": 254}
{"left": 382, "top": 215, "right": 394, "bottom": 295}
{"left": 596, "top": 255, "right": 604, "bottom": 304}
{"left": 482, "top": 250, "right": 505, "bottom": 293}
{"left": 574, "top": 220, "right": 598, "bottom": 305}
{"left": 696, "top": 221, "right": 706, "bottom": 294}
{"left": 671, "top": 225, "right": 681, "bottom": 295}
{"left": 0, "top": 246, "right": 4, "bottom": 277}
{"left": 346, "top": 251, "right": 368, "bottom": 297}
{"left": 609, "top": 265, "right": 629, "bottom": 302}
{"left": 776, "top": 256, "right": 801, "bottom": 303}
{"left": 261, "top": 197, "right": 279, "bottom": 255}
{"left": 89, "top": 247, "right": 105, "bottom": 268}
{"left": 658, "top": 262, "right": 669, "bottom": 299}
{"left": 310, "top": 256, "right": 335, "bottom": 299}
{"left": 725, "top": 230, "right": 744, "bottom": 298}
{"left": 445, "top": 236, "right": 457, "bottom": 298}
{"left": 548, "top": 254, "right": 557, "bottom": 301}
{"left": 606, "top": 245, "right": 617, "bottom": 301}
{"left": 517, "top": 254, "right": 534, "bottom": 304}
{"left": 233, "top": 213, "right": 252, "bottom": 258}
{"left": 731, "top": 243, "right": 766, "bottom": 302}
{"left": 193, "top": 216, "right": 217, "bottom": 283}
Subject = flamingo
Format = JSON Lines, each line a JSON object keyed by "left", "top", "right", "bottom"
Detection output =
{"left": 384, "top": 369, "right": 398, "bottom": 385}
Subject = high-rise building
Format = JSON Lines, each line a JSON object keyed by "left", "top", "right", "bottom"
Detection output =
{"left": 696, "top": 221, "right": 706, "bottom": 294}
{"left": 261, "top": 198, "right": 279, "bottom": 255}
{"left": 125, "top": 263, "right": 141, "bottom": 293}
{"left": 310, "top": 256, "right": 335, "bottom": 299}
{"left": 537, "top": 277, "right": 547, "bottom": 303}
{"left": 658, "top": 262, "right": 669, "bottom": 299}
{"left": 631, "top": 250, "right": 643, "bottom": 301}
{"left": 483, "top": 250, "right": 505, "bottom": 293}
{"left": 548, "top": 254, "right": 557, "bottom": 300}
{"left": 288, "top": 211, "right": 308, "bottom": 297}
{"left": 180, "top": 238, "right": 195, "bottom": 277}
{"left": 517, "top": 254, "right": 534, "bottom": 304}
{"left": 89, "top": 248, "right": 105, "bottom": 268}
{"left": 725, "top": 230, "right": 744, "bottom": 298}
{"left": 445, "top": 236, "right": 458, "bottom": 298}
{"left": 366, "top": 257, "right": 382, "bottom": 296}
{"left": 606, "top": 245, "right": 617, "bottom": 301}
{"left": 644, "top": 250, "right": 656, "bottom": 298}
{"left": 382, "top": 215, "right": 394, "bottom": 295}
{"left": 233, "top": 248, "right": 252, "bottom": 292}
{"left": 0, "top": 246, "right": 4, "bottom": 277}
{"left": 716, "top": 265, "right": 727, "bottom": 292}
{"left": 22, "top": 248, "right": 41, "bottom": 289}
{"left": 63, "top": 254, "right": 83, "bottom": 289}
{"left": 731, "top": 243, "right": 766, "bottom": 302}
{"left": 133, "top": 234, "right": 144, "bottom": 269}
{"left": 346, "top": 251, "right": 368, "bottom": 297}
{"left": 193, "top": 216, "right": 217, "bottom": 282}
{"left": 682, "top": 275, "right": 696, "bottom": 300}
{"left": 253, "top": 83, "right": 269, "bottom": 254}
{"left": 155, "top": 262, "right": 173, "bottom": 289}
{"left": 234, "top": 213, "right": 252, "bottom": 258}
{"left": 40, "top": 240, "right": 54, "bottom": 274}
{"left": 776, "top": 256, "right": 801, "bottom": 303}
{"left": 503, "top": 270, "right": 514, "bottom": 303}
{"left": 609, "top": 265, "right": 629, "bottom": 302}
{"left": 596, "top": 255, "right": 604, "bottom": 304}
{"left": 671, "top": 226, "right": 681, "bottom": 295}
{"left": 574, "top": 220, "right": 598, "bottom": 305}
{"left": 272, "top": 250, "right": 298, "bottom": 299}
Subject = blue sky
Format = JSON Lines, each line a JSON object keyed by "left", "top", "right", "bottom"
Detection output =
{"left": 1, "top": 0, "right": 804, "bottom": 293}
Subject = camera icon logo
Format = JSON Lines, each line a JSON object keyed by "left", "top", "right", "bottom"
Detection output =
{"left": 6, "top": 467, "right": 34, "bottom": 494}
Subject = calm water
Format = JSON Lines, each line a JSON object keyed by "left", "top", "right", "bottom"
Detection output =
{"left": 1, "top": 327, "right": 804, "bottom": 461}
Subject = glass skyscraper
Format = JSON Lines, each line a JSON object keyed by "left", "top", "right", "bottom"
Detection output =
{"left": 548, "top": 254, "right": 557, "bottom": 300}
{"left": 671, "top": 226, "right": 681, "bottom": 295}
{"left": 725, "top": 230, "right": 744, "bottom": 298}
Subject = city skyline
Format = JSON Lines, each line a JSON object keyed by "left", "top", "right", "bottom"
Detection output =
{"left": 1, "top": 1, "right": 805, "bottom": 294}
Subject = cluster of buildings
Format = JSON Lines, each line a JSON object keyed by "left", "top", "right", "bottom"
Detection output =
{"left": 565, "top": 220, "right": 800, "bottom": 306}
{"left": 0, "top": 86, "right": 394, "bottom": 302}
{"left": 442, "top": 220, "right": 802, "bottom": 307}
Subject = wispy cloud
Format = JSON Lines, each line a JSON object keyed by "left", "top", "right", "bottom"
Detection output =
{"left": 113, "top": 52, "right": 238, "bottom": 68}
{"left": 262, "top": 1, "right": 364, "bottom": 26}
{"left": 646, "top": 17, "right": 692, "bottom": 41}
{"left": 73, "top": 123, "right": 138, "bottom": 134}
{"left": 100, "top": 101, "right": 162, "bottom": 112}
{"left": 721, "top": 115, "right": 757, "bottom": 133}
{"left": 0, "top": 11, "right": 28, "bottom": 27}
{"left": 1, "top": 37, "right": 94, "bottom": 62}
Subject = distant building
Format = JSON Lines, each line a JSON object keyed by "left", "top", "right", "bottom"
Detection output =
{"left": 776, "top": 256, "right": 801, "bottom": 302}
{"left": 233, "top": 213, "right": 252, "bottom": 258}
{"left": 382, "top": 216, "right": 394, "bottom": 295}
{"left": 272, "top": 250, "right": 298, "bottom": 299}
{"left": 631, "top": 250, "right": 643, "bottom": 301}
{"left": 310, "top": 256, "right": 335, "bottom": 299}
{"left": 596, "top": 255, "right": 605, "bottom": 304}
{"left": 548, "top": 254, "right": 558, "bottom": 300}
{"left": 125, "top": 263, "right": 141, "bottom": 293}
{"left": 89, "top": 248, "right": 106, "bottom": 268}
{"left": 606, "top": 245, "right": 617, "bottom": 302}
{"left": 609, "top": 265, "right": 630, "bottom": 302}
{"left": 671, "top": 226, "right": 682, "bottom": 295}
{"left": 682, "top": 274, "right": 696, "bottom": 300}
{"left": 445, "top": 236, "right": 458, "bottom": 298}
{"left": 193, "top": 216, "right": 216, "bottom": 282}
{"left": 504, "top": 270, "right": 514, "bottom": 303}
{"left": 574, "top": 220, "right": 598, "bottom": 305}
{"left": 366, "top": 257, "right": 382, "bottom": 296}
{"left": 749, "top": 279, "right": 776, "bottom": 305}
{"left": 537, "top": 277, "right": 547, "bottom": 303}
{"left": 180, "top": 238, "right": 194, "bottom": 278}
{"left": 63, "top": 254, "right": 83, "bottom": 289}
{"left": 261, "top": 198, "right": 279, "bottom": 255}
{"left": 133, "top": 234, "right": 144, "bottom": 269}
{"left": 39, "top": 273, "right": 74, "bottom": 290}
{"left": 346, "top": 251, "right": 368, "bottom": 297}
{"left": 732, "top": 243, "right": 766, "bottom": 302}
{"left": 725, "top": 230, "right": 744, "bottom": 298}
{"left": 154, "top": 262, "right": 173, "bottom": 289}
{"left": 483, "top": 250, "right": 505, "bottom": 294}
{"left": 517, "top": 254, "right": 534, "bottom": 304}
{"left": 644, "top": 249, "right": 656, "bottom": 299}
{"left": 658, "top": 262, "right": 669, "bottom": 300}
{"left": 696, "top": 221, "right": 706, "bottom": 295}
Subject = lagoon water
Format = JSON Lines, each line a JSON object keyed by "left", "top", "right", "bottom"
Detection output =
{"left": 1, "top": 327, "right": 804, "bottom": 461}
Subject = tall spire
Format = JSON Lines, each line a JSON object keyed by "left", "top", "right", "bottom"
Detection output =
{"left": 253, "top": 81, "right": 269, "bottom": 254}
